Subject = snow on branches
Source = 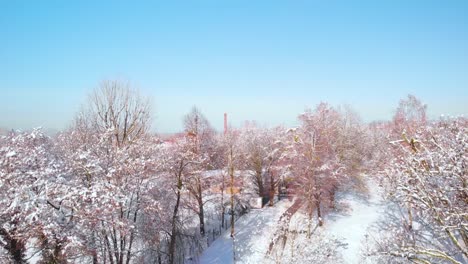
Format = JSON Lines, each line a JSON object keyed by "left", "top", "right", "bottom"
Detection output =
{"left": 377, "top": 117, "right": 468, "bottom": 263}
{"left": 284, "top": 103, "right": 367, "bottom": 227}
{"left": 0, "top": 128, "right": 67, "bottom": 263}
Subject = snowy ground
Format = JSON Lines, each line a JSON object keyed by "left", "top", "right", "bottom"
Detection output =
{"left": 197, "top": 177, "right": 388, "bottom": 264}
{"left": 197, "top": 199, "right": 292, "bottom": 264}
{"left": 325, "top": 178, "right": 387, "bottom": 263}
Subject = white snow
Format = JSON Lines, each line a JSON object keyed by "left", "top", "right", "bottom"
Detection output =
{"left": 325, "top": 178, "right": 386, "bottom": 264}
{"left": 197, "top": 177, "right": 390, "bottom": 264}
{"left": 6, "top": 150, "right": 16, "bottom": 158}
{"left": 198, "top": 199, "right": 292, "bottom": 264}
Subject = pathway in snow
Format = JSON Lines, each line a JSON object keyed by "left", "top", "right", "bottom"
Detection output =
{"left": 197, "top": 199, "right": 292, "bottom": 264}
{"left": 198, "top": 178, "right": 388, "bottom": 264}
{"left": 325, "top": 178, "right": 386, "bottom": 264}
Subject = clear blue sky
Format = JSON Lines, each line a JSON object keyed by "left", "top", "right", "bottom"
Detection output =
{"left": 1, "top": 0, "right": 467, "bottom": 133}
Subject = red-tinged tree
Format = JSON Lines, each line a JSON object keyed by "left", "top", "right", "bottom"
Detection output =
{"left": 286, "top": 103, "right": 344, "bottom": 230}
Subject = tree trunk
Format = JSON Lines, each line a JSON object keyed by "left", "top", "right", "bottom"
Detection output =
{"left": 112, "top": 227, "right": 119, "bottom": 264}
{"left": 169, "top": 191, "right": 180, "bottom": 264}
{"left": 221, "top": 172, "right": 225, "bottom": 229}
{"left": 197, "top": 180, "right": 205, "bottom": 236}
{"left": 277, "top": 180, "right": 281, "bottom": 201}
{"left": 119, "top": 236, "right": 125, "bottom": 264}
{"left": 316, "top": 200, "right": 323, "bottom": 226}
{"left": 198, "top": 196, "right": 205, "bottom": 236}
{"left": 169, "top": 167, "right": 183, "bottom": 264}
{"left": 229, "top": 149, "right": 235, "bottom": 238}
{"left": 125, "top": 207, "right": 139, "bottom": 264}
{"left": 125, "top": 232, "right": 134, "bottom": 264}
{"left": 307, "top": 210, "right": 313, "bottom": 238}
{"left": 102, "top": 230, "right": 115, "bottom": 264}
{"left": 407, "top": 203, "right": 413, "bottom": 231}
{"left": 269, "top": 171, "right": 275, "bottom": 206}
{"left": 91, "top": 232, "right": 98, "bottom": 264}
{"left": 230, "top": 172, "right": 235, "bottom": 238}
{"left": 255, "top": 169, "right": 264, "bottom": 197}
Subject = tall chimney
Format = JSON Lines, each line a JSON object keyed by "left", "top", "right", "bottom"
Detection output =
{"left": 224, "top": 113, "right": 228, "bottom": 135}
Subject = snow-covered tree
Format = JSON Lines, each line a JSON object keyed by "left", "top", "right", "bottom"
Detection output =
{"left": 238, "top": 123, "right": 285, "bottom": 205}
{"left": 286, "top": 103, "right": 345, "bottom": 228}
{"left": 376, "top": 117, "right": 468, "bottom": 263}
{"left": 43, "top": 80, "right": 161, "bottom": 263}
{"left": 182, "top": 106, "right": 215, "bottom": 237}
{"left": 158, "top": 137, "right": 199, "bottom": 264}
{"left": 55, "top": 125, "right": 162, "bottom": 263}
{"left": 0, "top": 129, "right": 68, "bottom": 263}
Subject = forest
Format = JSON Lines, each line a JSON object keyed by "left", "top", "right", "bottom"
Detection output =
{"left": 1, "top": 80, "right": 467, "bottom": 264}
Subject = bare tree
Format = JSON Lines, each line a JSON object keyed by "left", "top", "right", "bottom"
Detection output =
{"left": 53, "top": 80, "right": 155, "bottom": 264}
{"left": 88, "top": 80, "right": 151, "bottom": 147}
{"left": 183, "top": 106, "right": 214, "bottom": 150}
{"left": 183, "top": 106, "right": 215, "bottom": 237}
{"left": 393, "top": 94, "right": 427, "bottom": 136}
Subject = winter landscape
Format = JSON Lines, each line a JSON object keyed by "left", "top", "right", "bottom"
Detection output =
{"left": 1, "top": 1, "right": 468, "bottom": 264}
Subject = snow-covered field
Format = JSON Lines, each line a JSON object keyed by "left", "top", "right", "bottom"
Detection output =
{"left": 325, "top": 178, "right": 386, "bottom": 263}
{"left": 197, "top": 177, "right": 389, "bottom": 264}
{"left": 197, "top": 199, "right": 293, "bottom": 264}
